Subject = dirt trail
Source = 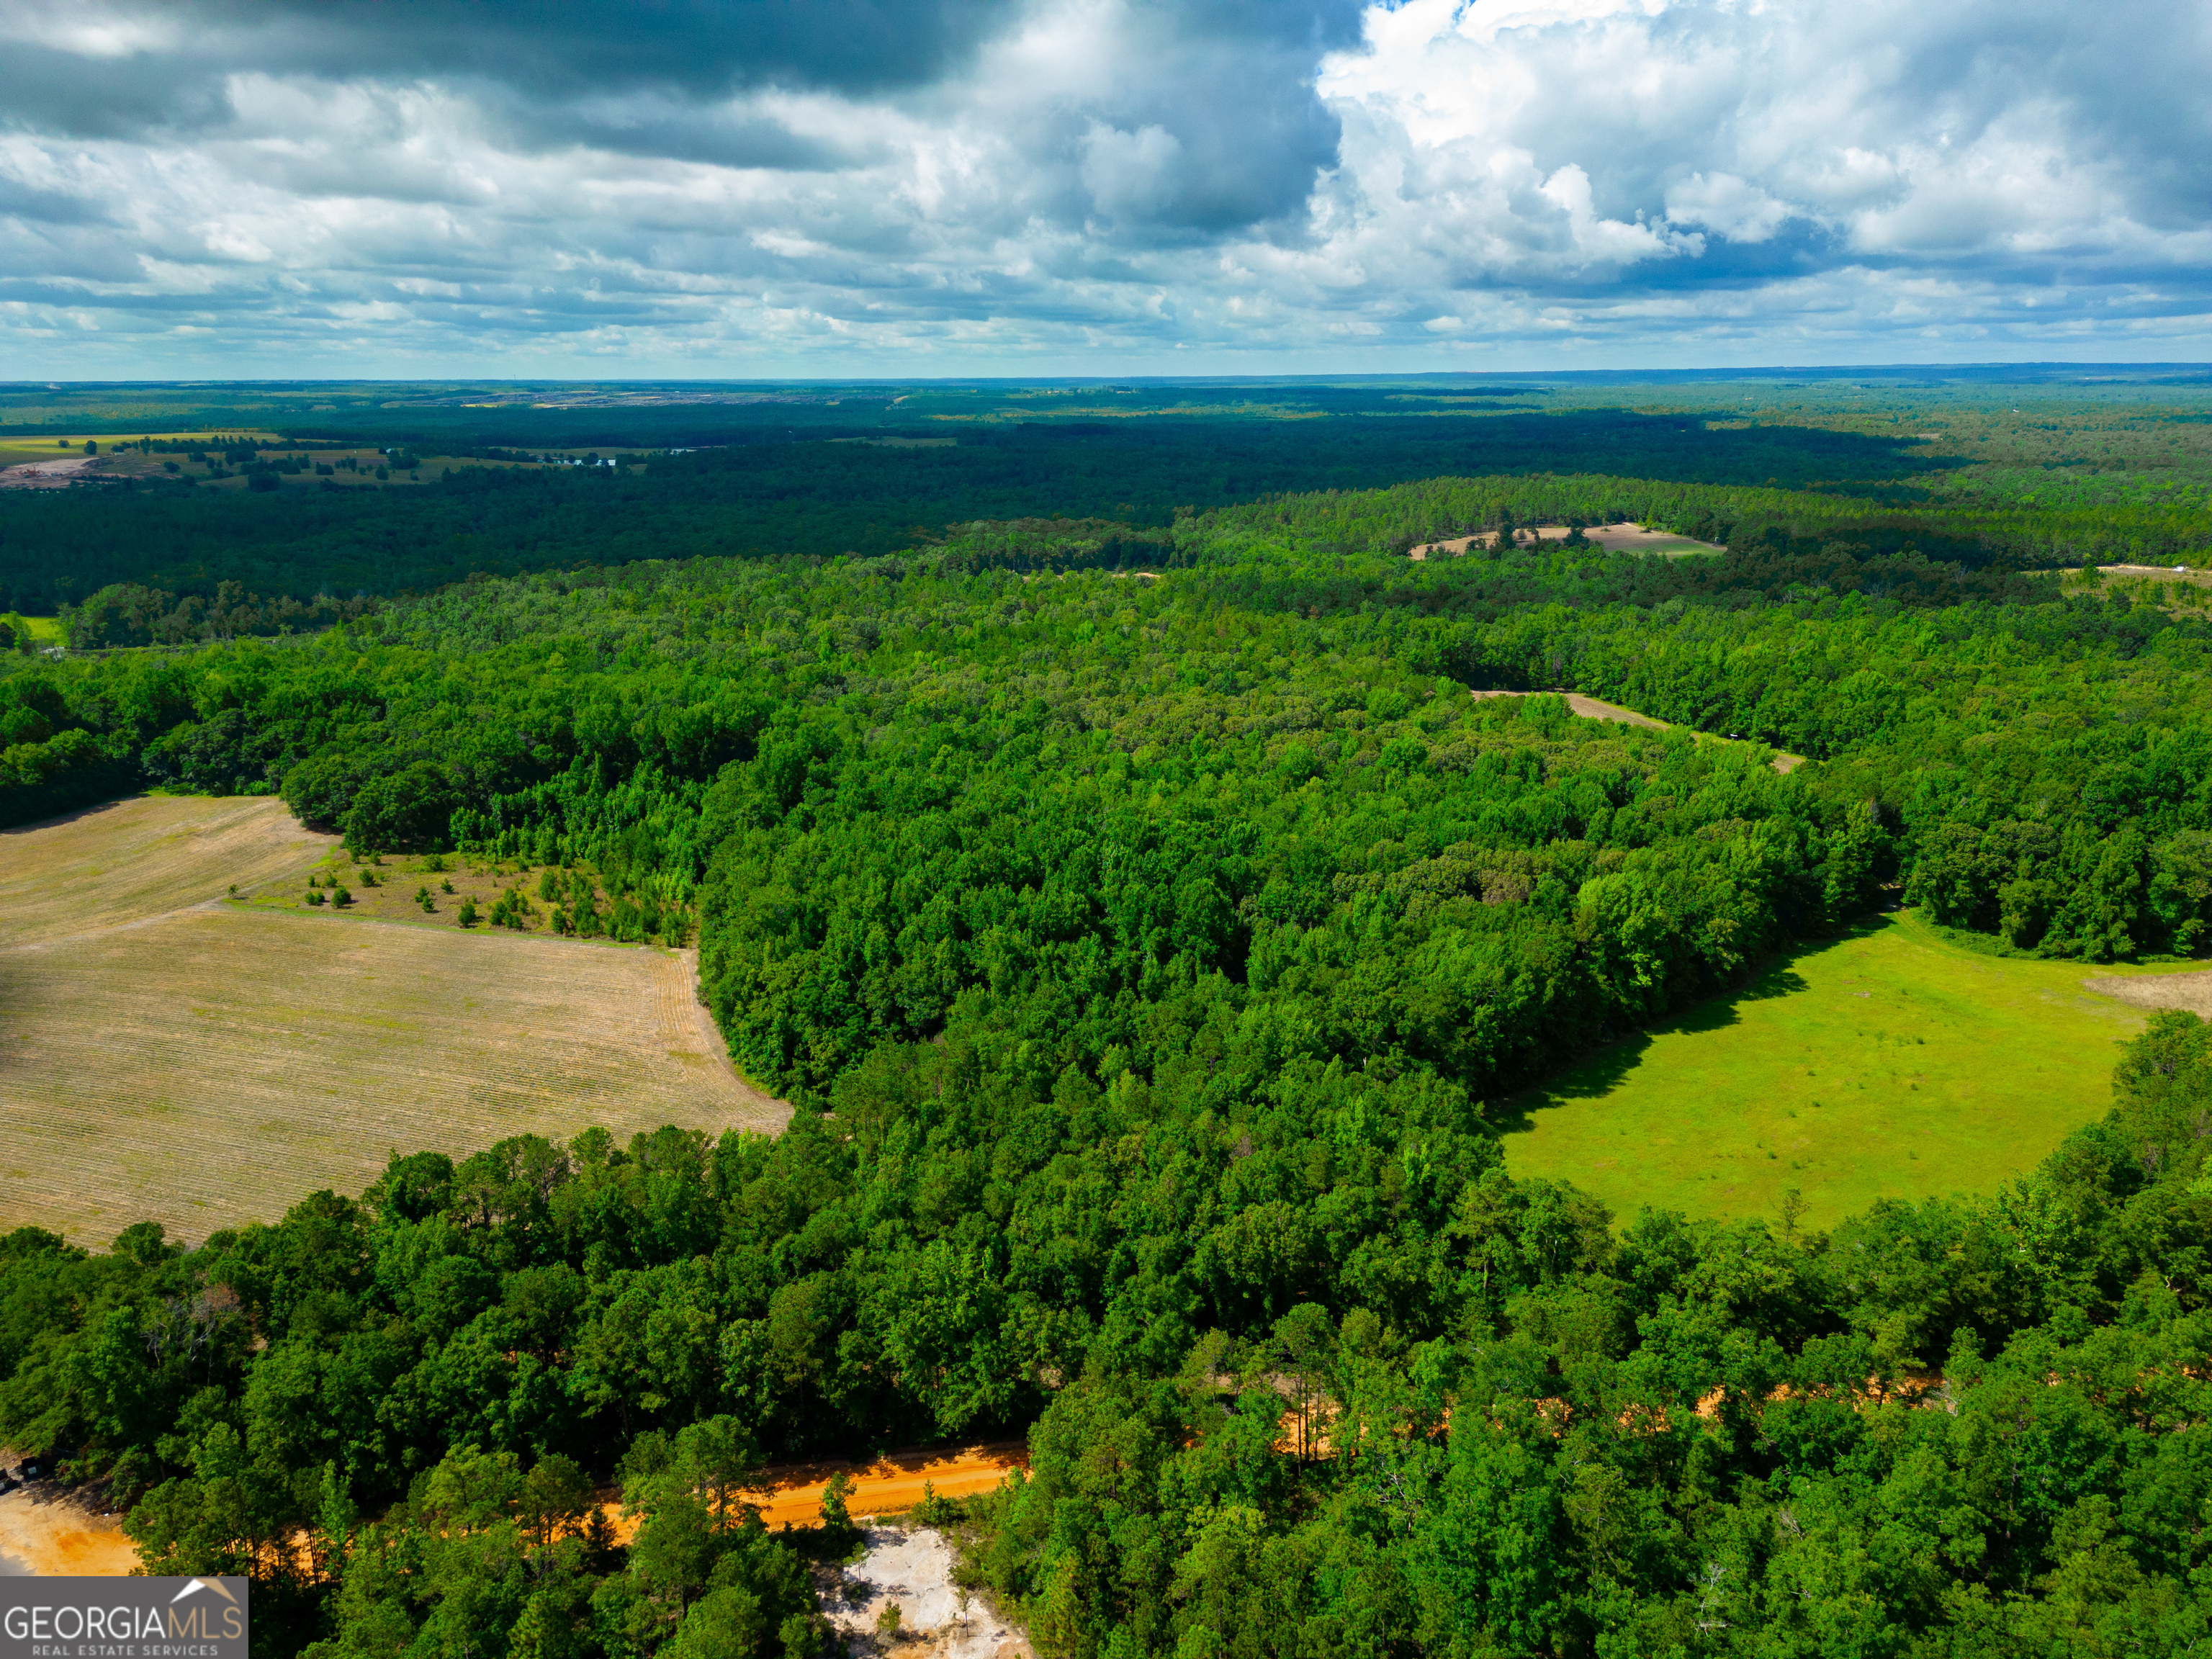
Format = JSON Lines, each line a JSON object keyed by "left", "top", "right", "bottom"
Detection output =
{"left": 1468, "top": 688, "right": 1804, "bottom": 773}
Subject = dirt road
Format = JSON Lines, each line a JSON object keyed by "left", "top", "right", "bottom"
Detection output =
{"left": 0, "top": 1439, "right": 1029, "bottom": 1578}
{"left": 1469, "top": 687, "right": 1804, "bottom": 773}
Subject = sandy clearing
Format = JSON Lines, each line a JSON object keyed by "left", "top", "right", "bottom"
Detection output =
{"left": 2085, "top": 968, "right": 2212, "bottom": 1018}
{"left": 0, "top": 456, "right": 99, "bottom": 490}
{"left": 1468, "top": 687, "right": 1804, "bottom": 773}
{"left": 0, "top": 1486, "right": 138, "bottom": 1576}
{"left": 1473, "top": 687, "right": 1667, "bottom": 731}
{"left": 0, "top": 907, "right": 788, "bottom": 1244}
{"left": 825, "top": 1526, "right": 1033, "bottom": 1658}
{"left": 1409, "top": 521, "right": 1722, "bottom": 560}
{"left": 0, "top": 795, "right": 335, "bottom": 948}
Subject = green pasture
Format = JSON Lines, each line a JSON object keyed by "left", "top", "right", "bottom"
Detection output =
{"left": 1499, "top": 909, "right": 2182, "bottom": 1229}
{"left": 15, "top": 616, "right": 62, "bottom": 643}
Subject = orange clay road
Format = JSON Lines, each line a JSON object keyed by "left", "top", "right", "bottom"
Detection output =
{"left": 608, "top": 1439, "right": 1031, "bottom": 1539}
{"left": 0, "top": 1440, "right": 1030, "bottom": 1574}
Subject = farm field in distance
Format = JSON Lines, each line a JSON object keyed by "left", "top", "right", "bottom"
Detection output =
{"left": 0, "top": 795, "right": 786, "bottom": 1245}
{"left": 1500, "top": 909, "right": 2192, "bottom": 1229}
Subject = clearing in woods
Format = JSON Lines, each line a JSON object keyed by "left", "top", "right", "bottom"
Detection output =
{"left": 1500, "top": 909, "right": 2182, "bottom": 1230}
{"left": 1468, "top": 687, "right": 1806, "bottom": 773}
{"left": 0, "top": 795, "right": 787, "bottom": 1245}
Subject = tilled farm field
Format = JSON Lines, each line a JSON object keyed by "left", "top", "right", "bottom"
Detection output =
{"left": 0, "top": 793, "right": 333, "bottom": 943}
{"left": 0, "top": 796, "right": 787, "bottom": 1245}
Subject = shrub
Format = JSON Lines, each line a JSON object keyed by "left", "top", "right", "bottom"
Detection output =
{"left": 331, "top": 885, "right": 352, "bottom": 907}
{"left": 456, "top": 896, "right": 478, "bottom": 927}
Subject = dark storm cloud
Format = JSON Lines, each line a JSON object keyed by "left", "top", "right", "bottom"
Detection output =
{"left": 0, "top": 0, "right": 2203, "bottom": 371}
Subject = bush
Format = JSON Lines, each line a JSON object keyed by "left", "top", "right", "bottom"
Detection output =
{"left": 456, "top": 896, "right": 478, "bottom": 927}
{"left": 331, "top": 885, "right": 352, "bottom": 907}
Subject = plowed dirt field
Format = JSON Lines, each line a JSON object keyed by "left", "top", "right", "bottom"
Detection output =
{"left": 0, "top": 796, "right": 787, "bottom": 1245}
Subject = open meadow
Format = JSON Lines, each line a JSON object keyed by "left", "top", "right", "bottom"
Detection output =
{"left": 1500, "top": 909, "right": 2190, "bottom": 1229}
{"left": 0, "top": 796, "right": 786, "bottom": 1245}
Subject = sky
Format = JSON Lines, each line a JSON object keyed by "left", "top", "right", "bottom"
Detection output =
{"left": 1, "top": 0, "right": 2207, "bottom": 377}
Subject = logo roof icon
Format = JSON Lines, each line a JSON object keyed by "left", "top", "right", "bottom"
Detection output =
{"left": 169, "top": 1579, "right": 240, "bottom": 1606}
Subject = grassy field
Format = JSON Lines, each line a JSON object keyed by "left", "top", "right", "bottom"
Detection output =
{"left": 1499, "top": 909, "right": 2176, "bottom": 1229}
{"left": 0, "top": 796, "right": 786, "bottom": 1245}
{"left": 235, "top": 839, "right": 679, "bottom": 943}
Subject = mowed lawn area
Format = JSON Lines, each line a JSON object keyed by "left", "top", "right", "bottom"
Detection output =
{"left": 1501, "top": 909, "right": 2180, "bottom": 1229}
{"left": 0, "top": 796, "right": 788, "bottom": 1246}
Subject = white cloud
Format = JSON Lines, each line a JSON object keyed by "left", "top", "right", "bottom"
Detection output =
{"left": 1665, "top": 174, "right": 1789, "bottom": 245}
{"left": 0, "top": 0, "right": 2201, "bottom": 372}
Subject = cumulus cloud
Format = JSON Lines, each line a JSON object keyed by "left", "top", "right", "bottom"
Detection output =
{"left": 0, "top": 0, "right": 2203, "bottom": 372}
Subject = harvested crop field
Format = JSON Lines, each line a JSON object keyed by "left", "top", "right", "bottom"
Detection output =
{"left": 0, "top": 793, "right": 333, "bottom": 944}
{"left": 0, "top": 796, "right": 788, "bottom": 1245}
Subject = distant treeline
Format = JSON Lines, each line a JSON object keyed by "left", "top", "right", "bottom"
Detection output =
{"left": 0, "top": 410, "right": 1976, "bottom": 611}
{"left": 4, "top": 410, "right": 2203, "bottom": 618}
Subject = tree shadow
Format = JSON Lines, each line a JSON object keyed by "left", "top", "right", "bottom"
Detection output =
{"left": 0, "top": 793, "right": 146, "bottom": 840}
{"left": 1492, "top": 917, "right": 1896, "bottom": 1136}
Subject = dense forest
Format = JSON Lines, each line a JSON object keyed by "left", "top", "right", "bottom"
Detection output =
{"left": 3, "top": 456, "right": 2211, "bottom": 1655}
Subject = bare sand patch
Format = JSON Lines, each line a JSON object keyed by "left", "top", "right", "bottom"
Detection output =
{"left": 0, "top": 456, "right": 99, "bottom": 490}
{"left": 0, "top": 794, "right": 334, "bottom": 948}
{"left": 2085, "top": 967, "right": 2212, "bottom": 1018}
{"left": 1410, "top": 521, "right": 1722, "bottom": 560}
{"left": 0, "top": 1486, "right": 137, "bottom": 1576}
{"left": 824, "top": 1525, "right": 1033, "bottom": 1659}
